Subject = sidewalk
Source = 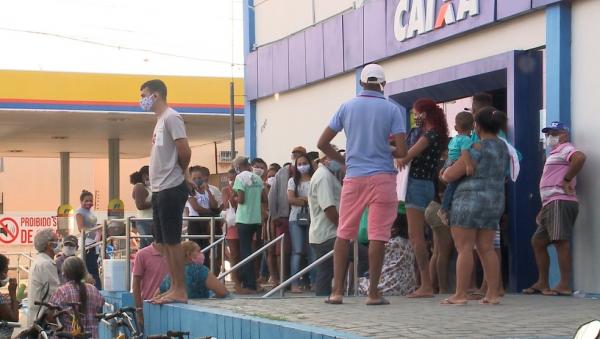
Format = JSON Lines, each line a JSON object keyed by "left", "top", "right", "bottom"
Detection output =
{"left": 191, "top": 294, "right": 598, "bottom": 338}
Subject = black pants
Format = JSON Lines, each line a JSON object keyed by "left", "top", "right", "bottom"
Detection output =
{"left": 85, "top": 249, "right": 102, "bottom": 290}
{"left": 237, "top": 223, "right": 260, "bottom": 290}
{"left": 310, "top": 238, "right": 335, "bottom": 296}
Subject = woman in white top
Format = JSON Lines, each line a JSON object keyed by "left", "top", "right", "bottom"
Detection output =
{"left": 76, "top": 190, "right": 101, "bottom": 289}
{"left": 131, "top": 166, "right": 153, "bottom": 249}
{"left": 287, "top": 153, "right": 316, "bottom": 293}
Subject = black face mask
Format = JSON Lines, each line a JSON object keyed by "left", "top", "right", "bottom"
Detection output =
{"left": 414, "top": 115, "right": 425, "bottom": 128}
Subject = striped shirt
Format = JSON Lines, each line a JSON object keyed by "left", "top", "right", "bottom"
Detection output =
{"left": 539, "top": 142, "right": 579, "bottom": 206}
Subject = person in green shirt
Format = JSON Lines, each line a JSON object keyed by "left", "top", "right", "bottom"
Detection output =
{"left": 232, "top": 156, "right": 266, "bottom": 292}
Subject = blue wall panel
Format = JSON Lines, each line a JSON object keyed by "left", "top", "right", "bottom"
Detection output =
{"left": 343, "top": 7, "right": 364, "bottom": 71}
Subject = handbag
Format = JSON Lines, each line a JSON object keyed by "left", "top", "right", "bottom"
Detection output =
{"left": 222, "top": 202, "right": 237, "bottom": 226}
{"left": 396, "top": 162, "right": 411, "bottom": 202}
{"left": 297, "top": 205, "right": 311, "bottom": 227}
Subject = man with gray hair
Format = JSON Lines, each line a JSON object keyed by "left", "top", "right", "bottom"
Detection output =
{"left": 27, "top": 228, "right": 61, "bottom": 325}
{"left": 232, "top": 156, "right": 266, "bottom": 293}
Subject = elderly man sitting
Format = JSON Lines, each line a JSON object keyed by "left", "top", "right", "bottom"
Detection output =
{"left": 27, "top": 228, "right": 61, "bottom": 326}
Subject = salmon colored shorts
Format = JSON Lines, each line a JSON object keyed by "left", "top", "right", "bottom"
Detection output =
{"left": 337, "top": 173, "right": 398, "bottom": 242}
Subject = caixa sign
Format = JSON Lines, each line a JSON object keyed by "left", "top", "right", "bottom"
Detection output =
{"left": 393, "top": 0, "right": 480, "bottom": 42}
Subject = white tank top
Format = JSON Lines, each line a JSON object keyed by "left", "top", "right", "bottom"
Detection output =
{"left": 137, "top": 186, "right": 153, "bottom": 219}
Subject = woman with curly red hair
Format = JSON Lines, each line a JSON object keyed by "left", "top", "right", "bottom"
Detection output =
{"left": 397, "top": 98, "right": 449, "bottom": 298}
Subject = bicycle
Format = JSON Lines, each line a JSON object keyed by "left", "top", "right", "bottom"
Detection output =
{"left": 147, "top": 331, "right": 191, "bottom": 339}
{"left": 0, "top": 320, "right": 20, "bottom": 337}
{"left": 96, "top": 307, "right": 142, "bottom": 339}
{"left": 16, "top": 301, "right": 91, "bottom": 339}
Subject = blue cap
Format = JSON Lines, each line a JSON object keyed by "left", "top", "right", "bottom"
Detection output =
{"left": 542, "top": 121, "right": 570, "bottom": 133}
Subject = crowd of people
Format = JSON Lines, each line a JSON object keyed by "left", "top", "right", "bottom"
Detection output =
{"left": 0, "top": 70, "right": 586, "bottom": 337}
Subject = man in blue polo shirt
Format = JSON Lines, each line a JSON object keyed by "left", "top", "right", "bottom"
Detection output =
{"left": 318, "top": 63, "right": 407, "bottom": 305}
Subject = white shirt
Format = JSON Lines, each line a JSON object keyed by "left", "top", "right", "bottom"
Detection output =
{"left": 185, "top": 185, "right": 223, "bottom": 216}
{"left": 28, "top": 252, "right": 60, "bottom": 325}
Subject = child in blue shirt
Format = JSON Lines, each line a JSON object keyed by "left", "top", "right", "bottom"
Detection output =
{"left": 438, "top": 111, "right": 474, "bottom": 223}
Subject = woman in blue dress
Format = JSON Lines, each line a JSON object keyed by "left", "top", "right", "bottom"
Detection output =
{"left": 441, "top": 107, "right": 509, "bottom": 305}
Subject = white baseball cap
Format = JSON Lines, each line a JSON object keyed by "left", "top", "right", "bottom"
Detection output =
{"left": 360, "top": 64, "right": 385, "bottom": 84}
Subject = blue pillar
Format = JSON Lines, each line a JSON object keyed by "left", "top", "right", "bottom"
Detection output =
{"left": 507, "top": 51, "right": 544, "bottom": 292}
{"left": 243, "top": 0, "right": 257, "bottom": 158}
{"left": 545, "top": 2, "right": 572, "bottom": 288}
{"left": 355, "top": 67, "right": 363, "bottom": 95}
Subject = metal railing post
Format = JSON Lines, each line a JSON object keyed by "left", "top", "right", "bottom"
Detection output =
{"left": 221, "top": 223, "right": 227, "bottom": 275}
{"left": 353, "top": 239, "right": 359, "bottom": 297}
{"left": 101, "top": 220, "right": 107, "bottom": 261}
{"left": 210, "top": 218, "right": 215, "bottom": 273}
{"left": 16, "top": 255, "right": 20, "bottom": 284}
{"left": 279, "top": 234, "right": 285, "bottom": 298}
{"left": 125, "top": 218, "right": 131, "bottom": 291}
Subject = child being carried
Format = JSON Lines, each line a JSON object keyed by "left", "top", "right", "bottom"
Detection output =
{"left": 438, "top": 111, "right": 474, "bottom": 225}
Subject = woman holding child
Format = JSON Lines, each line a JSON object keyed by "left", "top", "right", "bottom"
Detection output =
{"left": 441, "top": 106, "right": 509, "bottom": 305}
{"left": 397, "top": 98, "right": 449, "bottom": 298}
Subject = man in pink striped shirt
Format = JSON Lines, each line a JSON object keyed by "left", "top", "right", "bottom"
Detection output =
{"left": 523, "top": 121, "right": 586, "bottom": 297}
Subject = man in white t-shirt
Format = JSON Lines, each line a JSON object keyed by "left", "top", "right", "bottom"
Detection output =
{"left": 308, "top": 148, "right": 343, "bottom": 296}
{"left": 142, "top": 79, "right": 191, "bottom": 304}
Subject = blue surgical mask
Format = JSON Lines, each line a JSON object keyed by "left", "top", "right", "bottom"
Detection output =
{"left": 0, "top": 277, "right": 8, "bottom": 287}
{"left": 327, "top": 160, "right": 342, "bottom": 173}
{"left": 51, "top": 242, "right": 61, "bottom": 254}
{"left": 140, "top": 95, "right": 155, "bottom": 112}
{"left": 297, "top": 165, "right": 311, "bottom": 174}
{"left": 194, "top": 179, "right": 204, "bottom": 187}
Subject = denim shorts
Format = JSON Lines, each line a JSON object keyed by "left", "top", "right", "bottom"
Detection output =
{"left": 405, "top": 177, "right": 435, "bottom": 211}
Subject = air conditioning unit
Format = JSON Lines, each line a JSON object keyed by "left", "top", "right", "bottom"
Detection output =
{"left": 218, "top": 151, "right": 238, "bottom": 163}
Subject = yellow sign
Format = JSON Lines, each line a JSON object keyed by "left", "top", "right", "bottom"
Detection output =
{"left": 56, "top": 203, "right": 74, "bottom": 236}
{"left": 107, "top": 198, "right": 125, "bottom": 219}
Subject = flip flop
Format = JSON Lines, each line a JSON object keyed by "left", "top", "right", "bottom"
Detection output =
{"left": 467, "top": 292, "right": 485, "bottom": 300}
{"left": 479, "top": 298, "right": 501, "bottom": 305}
{"left": 324, "top": 296, "right": 343, "bottom": 305}
{"left": 522, "top": 287, "right": 544, "bottom": 295}
{"left": 407, "top": 292, "right": 434, "bottom": 299}
{"left": 440, "top": 298, "right": 467, "bottom": 305}
{"left": 542, "top": 289, "right": 572, "bottom": 297}
{"left": 366, "top": 297, "right": 390, "bottom": 306}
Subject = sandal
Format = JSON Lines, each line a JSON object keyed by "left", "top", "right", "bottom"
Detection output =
{"left": 440, "top": 298, "right": 467, "bottom": 305}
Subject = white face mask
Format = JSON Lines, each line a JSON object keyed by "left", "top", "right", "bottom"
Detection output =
{"left": 63, "top": 245, "right": 77, "bottom": 256}
{"left": 140, "top": 94, "right": 155, "bottom": 112}
{"left": 144, "top": 179, "right": 151, "bottom": 187}
{"left": 297, "top": 164, "right": 311, "bottom": 174}
{"left": 252, "top": 168, "right": 265, "bottom": 177}
{"left": 267, "top": 177, "right": 276, "bottom": 187}
{"left": 546, "top": 135, "right": 560, "bottom": 148}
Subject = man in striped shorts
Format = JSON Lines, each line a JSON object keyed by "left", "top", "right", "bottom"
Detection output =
{"left": 523, "top": 121, "right": 586, "bottom": 296}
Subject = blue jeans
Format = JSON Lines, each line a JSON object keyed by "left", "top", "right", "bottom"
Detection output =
{"left": 441, "top": 181, "right": 459, "bottom": 212}
{"left": 135, "top": 220, "right": 153, "bottom": 249}
{"left": 237, "top": 223, "right": 260, "bottom": 290}
{"left": 289, "top": 221, "right": 316, "bottom": 287}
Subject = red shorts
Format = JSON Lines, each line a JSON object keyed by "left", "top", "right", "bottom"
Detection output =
{"left": 338, "top": 173, "right": 398, "bottom": 242}
{"left": 273, "top": 217, "right": 291, "bottom": 255}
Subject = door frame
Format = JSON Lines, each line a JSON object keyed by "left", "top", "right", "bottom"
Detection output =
{"left": 385, "top": 50, "right": 544, "bottom": 292}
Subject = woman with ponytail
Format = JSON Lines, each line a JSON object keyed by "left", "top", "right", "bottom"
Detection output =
{"left": 130, "top": 165, "right": 153, "bottom": 249}
{"left": 49, "top": 256, "right": 104, "bottom": 339}
{"left": 397, "top": 98, "right": 449, "bottom": 298}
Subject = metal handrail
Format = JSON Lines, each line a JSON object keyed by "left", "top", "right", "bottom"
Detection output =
{"left": 263, "top": 249, "right": 333, "bottom": 298}
{"left": 201, "top": 237, "right": 225, "bottom": 254}
{"left": 6, "top": 252, "right": 34, "bottom": 282}
{"left": 263, "top": 239, "right": 360, "bottom": 298}
{"left": 218, "top": 233, "right": 286, "bottom": 297}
